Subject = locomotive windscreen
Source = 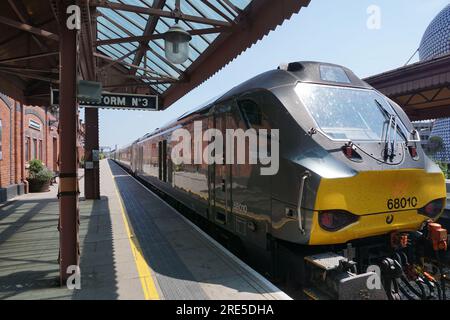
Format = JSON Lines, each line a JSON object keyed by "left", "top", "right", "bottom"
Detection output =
{"left": 295, "top": 83, "right": 408, "bottom": 142}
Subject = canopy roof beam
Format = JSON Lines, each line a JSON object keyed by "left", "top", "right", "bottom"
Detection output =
{"left": 96, "top": 20, "right": 177, "bottom": 78}
{"left": 114, "top": 73, "right": 176, "bottom": 82}
{"left": 0, "top": 65, "right": 59, "bottom": 74}
{"left": 79, "top": 0, "right": 97, "bottom": 81}
{"left": 0, "top": 51, "right": 59, "bottom": 64}
{"left": 198, "top": 0, "right": 235, "bottom": 23}
{"left": 94, "top": 52, "right": 177, "bottom": 79}
{"left": 131, "top": 0, "right": 166, "bottom": 76}
{"left": 7, "top": 0, "right": 55, "bottom": 61}
{"left": 99, "top": 48, "right": 139, "bottom": 71}
{"left": 91, "top": 0, "right": 232, "bottom": 27}
{"left": 0, "top": 15, "right": 59, "bottom": 41}
{"left": 96, "top": 27, "right": 227, "bottom": 46}
{"left": 0, "top": 68, "right": 59, "bottom": 83}
{"left": 220, "top": 0, "right": 243, "bottom": 15}
{"left": 103, "top": 80, "right": 176, "bottom": 89}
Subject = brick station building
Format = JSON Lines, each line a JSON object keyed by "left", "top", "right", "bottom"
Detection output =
{"left": 0, "top": 92, "right": 84, "bottom": 203}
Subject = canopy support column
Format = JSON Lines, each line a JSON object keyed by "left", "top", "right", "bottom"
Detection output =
{"left": 58, "top": 0, "right": 80, "bottom": 285}
{"left": 84, "top": 108, "right": 100, "bottom": 199}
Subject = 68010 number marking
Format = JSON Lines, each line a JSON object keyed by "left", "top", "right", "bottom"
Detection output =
{"left": 387, "top": 197, "right": 418, "bottom": 210}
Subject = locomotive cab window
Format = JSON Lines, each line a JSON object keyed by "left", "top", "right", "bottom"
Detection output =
{"left": 237, "top": 99, "right": 263, "bottom": 128}
{"left": 319, "top": 65, "right": 351, "bottom": 84}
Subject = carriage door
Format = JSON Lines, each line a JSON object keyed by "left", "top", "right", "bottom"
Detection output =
{"left": 138, "top": 145, "right": 144, "bottom": 173}
{"left": 212, "top": 104, "right": 232, "bottom": 225}
{"left": 158, "top": 140, "right": 168, "bottom": 182}
{"left": 131, "top": 145, "right": 137, "bottom": 173}
{"left": 207, "top": 114, "right": 215, "bottom": 220}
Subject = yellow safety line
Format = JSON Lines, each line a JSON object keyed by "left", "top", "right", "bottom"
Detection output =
{"left": 107, "top": 162, "right": 160, "bottom": 300}
{"left": 303, "top": 289, "right": 319, "bottom": 300}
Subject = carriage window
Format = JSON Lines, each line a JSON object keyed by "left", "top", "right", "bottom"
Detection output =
{"left": 238, "top": 99, "right": 262, "bottom": 127}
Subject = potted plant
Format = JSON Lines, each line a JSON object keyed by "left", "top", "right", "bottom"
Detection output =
{"left": 27, "top": 159, "right": 54, "bottom": 192}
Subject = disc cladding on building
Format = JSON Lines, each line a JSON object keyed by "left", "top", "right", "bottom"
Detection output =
{"left": 420, "top": 5, "right": 450, "bottom": 163}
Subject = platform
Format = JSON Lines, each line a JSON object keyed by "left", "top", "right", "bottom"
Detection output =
{"left": 0, "top": 159, "right": 290, "bottom": 300}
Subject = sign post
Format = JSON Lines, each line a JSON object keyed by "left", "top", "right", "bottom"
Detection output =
{"left": 51, "top": 87, "right": 158, "bottom": 202}
{"left": 51, "top": 89, "right": 158, "bottom": 111}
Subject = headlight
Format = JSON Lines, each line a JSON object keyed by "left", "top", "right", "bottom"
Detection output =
{"left": 318, "top": 210, "right": 359, "bottom": 231}
{"left": 418, "top": 198, "right": 446, "bottom": 219}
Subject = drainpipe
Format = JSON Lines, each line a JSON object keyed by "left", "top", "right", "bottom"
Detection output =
{"left": 21, "top": 103, "right": 27, "bottom": 193}
{"left": 9, "top": 99, "right": 13, "bottom": 185}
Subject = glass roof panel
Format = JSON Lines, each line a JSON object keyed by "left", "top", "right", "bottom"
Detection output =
{"left": 98, "top": 8, "right": 144, "bottom": 36}
{"left": 96, "top": 0, "right": 253, "bottom": 95}
{"left": 143, "top": 52, "right": 178, "bottom": 78}
{"left": 208, "top": 0, "right": 236, "bottom": 20}
{"left": 144, "top": 50, "right": 180, "bottom": 78}
{"left": 115, "top": 11, "right": 147, "bottom": 29}
{"left": 230, "top": 0, "right": 251, "bottom": 10}
{"left": 182, "top": 0, "right": 227, "bottom": 22}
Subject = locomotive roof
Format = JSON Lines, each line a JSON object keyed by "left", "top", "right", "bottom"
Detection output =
{"left": 137, "top": 61, "right": 373, "bottom": 142}
{"left": 230, "top": 61, "right": 368, "bottom": 94}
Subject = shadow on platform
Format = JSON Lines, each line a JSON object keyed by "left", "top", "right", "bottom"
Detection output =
{"left": 0, "top": 181, "right": 120, "bottom": 299}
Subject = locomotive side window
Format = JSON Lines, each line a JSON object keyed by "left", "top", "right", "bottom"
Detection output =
{"left": 238, "top": 99, "right": 262, "bottom": 127}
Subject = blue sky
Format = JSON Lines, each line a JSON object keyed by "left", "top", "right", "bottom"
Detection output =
{"left": 95, "top": 0, "right": 449, "bottom": 149}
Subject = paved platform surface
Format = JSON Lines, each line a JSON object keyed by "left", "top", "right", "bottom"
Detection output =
{"left": 0, "top": 162, "right": 144, "bottom": 299}
{"left": 109, "top": 159, "right": 289, "bottom": 300}
{"left": 0, "top": 159, "right": 289, "bottom": 300}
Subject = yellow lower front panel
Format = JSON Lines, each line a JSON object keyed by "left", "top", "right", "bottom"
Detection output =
{"left": 309, "top": 209, "right": 425, "bottom": 245}
{"left": 309, "top": 169, "right": 446, "bottom": 245}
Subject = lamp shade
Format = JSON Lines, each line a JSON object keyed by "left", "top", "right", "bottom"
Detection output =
{"left": 163, "top": 24, "right": 192, "bottom": 64}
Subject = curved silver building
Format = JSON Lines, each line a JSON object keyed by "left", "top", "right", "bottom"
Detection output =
{"left": 419, "top": 4, "right": 450, "bottom": 61}
{"left": 422, "top": 4, "right": 450, "bottom": 163}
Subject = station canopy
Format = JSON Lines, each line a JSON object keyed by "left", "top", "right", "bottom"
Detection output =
{"left": 364, "top": 53, "right": 450, "bottom": 121}
{"left": 0, "top": 0, "right": 310, "bottom": 109}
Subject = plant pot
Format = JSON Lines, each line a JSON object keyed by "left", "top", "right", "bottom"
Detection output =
{"left": 28, "top": 179, "right": 51, "bottom": 192}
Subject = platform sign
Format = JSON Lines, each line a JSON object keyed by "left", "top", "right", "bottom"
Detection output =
{"left": 51, "top": 89, "right": 158, "bottom": 111}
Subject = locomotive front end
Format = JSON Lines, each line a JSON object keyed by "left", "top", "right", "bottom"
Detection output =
{"left": 289, "top": 63, "right": 447, "bottom": 246}
{"left": 309, "top": 168, "right": 446, "bottom": 245}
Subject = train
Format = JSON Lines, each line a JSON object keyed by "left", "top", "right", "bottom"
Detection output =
{"left": 112, "top": 61, "right": 448, "bottom": 300}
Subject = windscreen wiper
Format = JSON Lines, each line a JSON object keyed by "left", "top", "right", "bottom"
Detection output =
{"left": 375, "top": 99, "right": 397, "bottom": 160}
{"left": 385, "top": 114, "right": 394, "bottom": 160}
{"left": 376, "top": 99, "right": 409, "bottom": 143}
{"left": 391, "top": 114, "right": 398, "bottom": 158}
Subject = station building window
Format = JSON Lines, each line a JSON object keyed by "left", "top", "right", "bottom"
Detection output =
{"left": 25, "top": 137, "right": 30, "bottom": 161}
{"left": 39, "top": 140, "right": 43, "bottom": 160}
{"left": 53, "top": 137, "right": 58, "bottom": 170}
{"left": 33, "top": 138, "right": 37, "bottom": 160}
